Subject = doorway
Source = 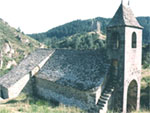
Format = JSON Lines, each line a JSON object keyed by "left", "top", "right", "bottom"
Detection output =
{"left": 127, "top": 80, "right": 138, "bottom": 112}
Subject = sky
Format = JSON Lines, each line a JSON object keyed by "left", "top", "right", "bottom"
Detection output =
{"left": 0, "top": 0, "right": 150, "bottom": 34}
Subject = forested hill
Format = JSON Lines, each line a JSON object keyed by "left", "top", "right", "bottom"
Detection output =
{"left": 29, "top": 17, "right": 150, "bottom": 44}
{"left": 137, "top": 17, "right": 150, "bottom": 44}
{"left": 28, "top": 17, "right": 110, "bottom": 43}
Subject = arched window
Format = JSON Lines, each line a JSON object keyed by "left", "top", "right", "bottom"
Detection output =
{"left": 111, "top": 32, "right": 120, "bottom": 49}
{"left": 132, "top": 32, "right": 137, "bottom": 48}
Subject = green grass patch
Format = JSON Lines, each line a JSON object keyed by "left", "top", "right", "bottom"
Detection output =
{"left": 0, "top": 93, "right": 85, "bottom": 113}
{"left": 0, "top": 109, "right": 10, "bottom": 113}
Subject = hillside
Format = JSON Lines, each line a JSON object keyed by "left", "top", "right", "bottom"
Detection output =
{"left": 142, "top": 44, "right": 150, "bottom": 68}
{"left": 29, "top": 17, "right": 150, "bottom": 44}
{"left": 0, "top": 18, "right": 45, "bottom": 76}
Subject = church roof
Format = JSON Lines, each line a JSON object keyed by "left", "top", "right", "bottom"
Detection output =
{"left": 37, "top": 49, "right": 110, "bottom": 91}
{"left": 107, "top": 4, "right": 143, "bottom": 28}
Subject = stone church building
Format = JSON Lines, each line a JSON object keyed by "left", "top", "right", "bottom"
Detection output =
{"left": 0, "top": 3, "right": 143, "bottom": 113}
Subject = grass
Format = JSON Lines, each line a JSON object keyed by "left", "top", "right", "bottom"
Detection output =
{"left": 107, "top": 110, "right": 150, "bottom": 113}
{"left": 131, "top": 110, "right": 150, "bottom": 113}
{"left": 0, "top": 109, "right": 10, "bottom": 113}
{"left": 0, "top": 93, "right": 85, "bottom": 113}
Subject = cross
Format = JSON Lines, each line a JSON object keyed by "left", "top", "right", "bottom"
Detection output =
{"left": 121, "top": 0, "right": 130, "bottom": 6}
{"left": 128, "top": 0, "right": 130, "bottom": 6}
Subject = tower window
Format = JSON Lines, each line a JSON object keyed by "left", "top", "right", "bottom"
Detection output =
{"left": 111, "top": 32, "right": 120, "bottom": 49}
{"left": 1, "top": 90, "right": 4, "bottom": 99}
{"left": 132, "top": 32, "right": 137, "bottom": 48}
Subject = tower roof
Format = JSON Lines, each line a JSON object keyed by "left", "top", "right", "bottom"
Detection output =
{"left": 107, "top": 4, "right": 143, "bottom": 29}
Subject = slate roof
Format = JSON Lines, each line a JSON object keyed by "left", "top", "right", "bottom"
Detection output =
{"left": 37, "top": 49, "right": 110, "bottom": 91}
{"left": 0, "top": 49, "right": 54, "bottom": 88}
{"left": 108, "top": 4, "right": 143, "bottom": 28}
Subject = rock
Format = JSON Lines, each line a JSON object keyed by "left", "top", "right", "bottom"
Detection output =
{"left": 0, "top": 51, "right": 3, "bottom": 69}
{"left": 3, "top": 42, "right": 11, "bottom": 54}
{"left": 10, "top": 48, "right": 15, "bottom": 54}
{"left": 6, "top": 60, "right": 17, "bottom": 69}
{"left": 40, "top": 43, "right": 46, "bottom": 48}
{"left": 23, "top": 38, "right": 29, "bottom": 44}
{"left": 7, "top": 48, "right": 15, "bottom": 58}
{"left": 16, "top": 35, "right": 21, "bottom": 41}
{"left": 16, "top": 34, "right": 30, "bottom": 44}
{"left": 0, "top": 60, "right": 3, "bottom": 69}
{"left": 2, "top": 41, "right": 15, "bottom": 58}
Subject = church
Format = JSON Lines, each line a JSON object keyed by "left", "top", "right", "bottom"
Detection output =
{"left": 0, "top": 2, "right": 143, "bottom": 113}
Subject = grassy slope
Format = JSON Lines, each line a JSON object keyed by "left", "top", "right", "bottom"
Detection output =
{"left": 0, "top": 93, "right": 85, "bottom": 113}
{"left": 0, "top": 19, "right": 44, "bottom": 76}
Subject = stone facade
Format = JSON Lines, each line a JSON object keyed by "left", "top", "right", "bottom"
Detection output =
{"left": 35, "top": 77, "right": 91, "bottom": 110}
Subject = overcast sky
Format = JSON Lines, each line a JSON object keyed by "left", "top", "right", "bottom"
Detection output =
{"left": 0, "top": 0, "right": 149, "bottom": 34}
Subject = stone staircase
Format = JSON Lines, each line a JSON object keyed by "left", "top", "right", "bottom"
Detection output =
{"left": 90, "top": 74, "right": 118, "bottom": 113}
{"left": 97, "top": 81, "right": 116, "bottom": 113}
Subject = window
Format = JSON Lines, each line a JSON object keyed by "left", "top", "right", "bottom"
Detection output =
{"left": 132, "top": 32, "right": 137, "bottom": 48}
{"left": 1, "top": 90, "right": 4, "bottom": 99}
{"left": 111, "top": 32, "right": 120, "bottom": 49}
{"left": 111, "top": 59, "right": 118, "bottom": 77}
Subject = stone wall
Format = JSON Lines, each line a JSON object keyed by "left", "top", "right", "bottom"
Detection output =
{"left": 0, "top": 85, "right": 8, "bottom": 99}
{"left": 7, "top": 74, "right": 30, "bottom": 99}
{"left": 94, "top": 74, "right": 108, "bottom": 104}
{"left": 22, "top": 77, "right": 34, "bottom": 95}
{"left": 35, "top": 77, "right": 96, "bottom": 110}
{"left": 123, "top": 27, "right": 142, "bottom": 112}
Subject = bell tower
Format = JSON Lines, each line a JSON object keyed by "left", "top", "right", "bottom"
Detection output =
{"left": 106, "top": 3, "right": 143, "bottom": 112}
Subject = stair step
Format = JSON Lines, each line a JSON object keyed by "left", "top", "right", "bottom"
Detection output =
{"left": 97, "top": 102, "right": 104, "bottom": 107}
{"left": 102, "top": 93, "right": 110, "bottom": 97}
{"left": 97, "top": 104, "right": 103, "bottom": 109}
{"left": 98, "top": 104, "right": 104, "bottom": 108}
{"left": 105, "top": 89, "right": 113, "bottom": 93}
{"left": 99, "top": 100, "right": 106, "bottom": 104}
{"left": 107, "top": 87, "right": 114, "bottom": 90}
{"left": 100, "top": 96, "right": 108, "bottom": 100}
{"left": 103, "top": 92, "right": 111, "bottom": 96}
{"left": 99, "top": 107, "right": 103, "bottom": 111}
{"left": 103, "top": 91, "right": 111, "bottom": 94}
{"left": 88, "top": 108, "right": 97, "bottom": 113}
{"left": 95, "top": 105, "right": 103, "bottom": 109}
